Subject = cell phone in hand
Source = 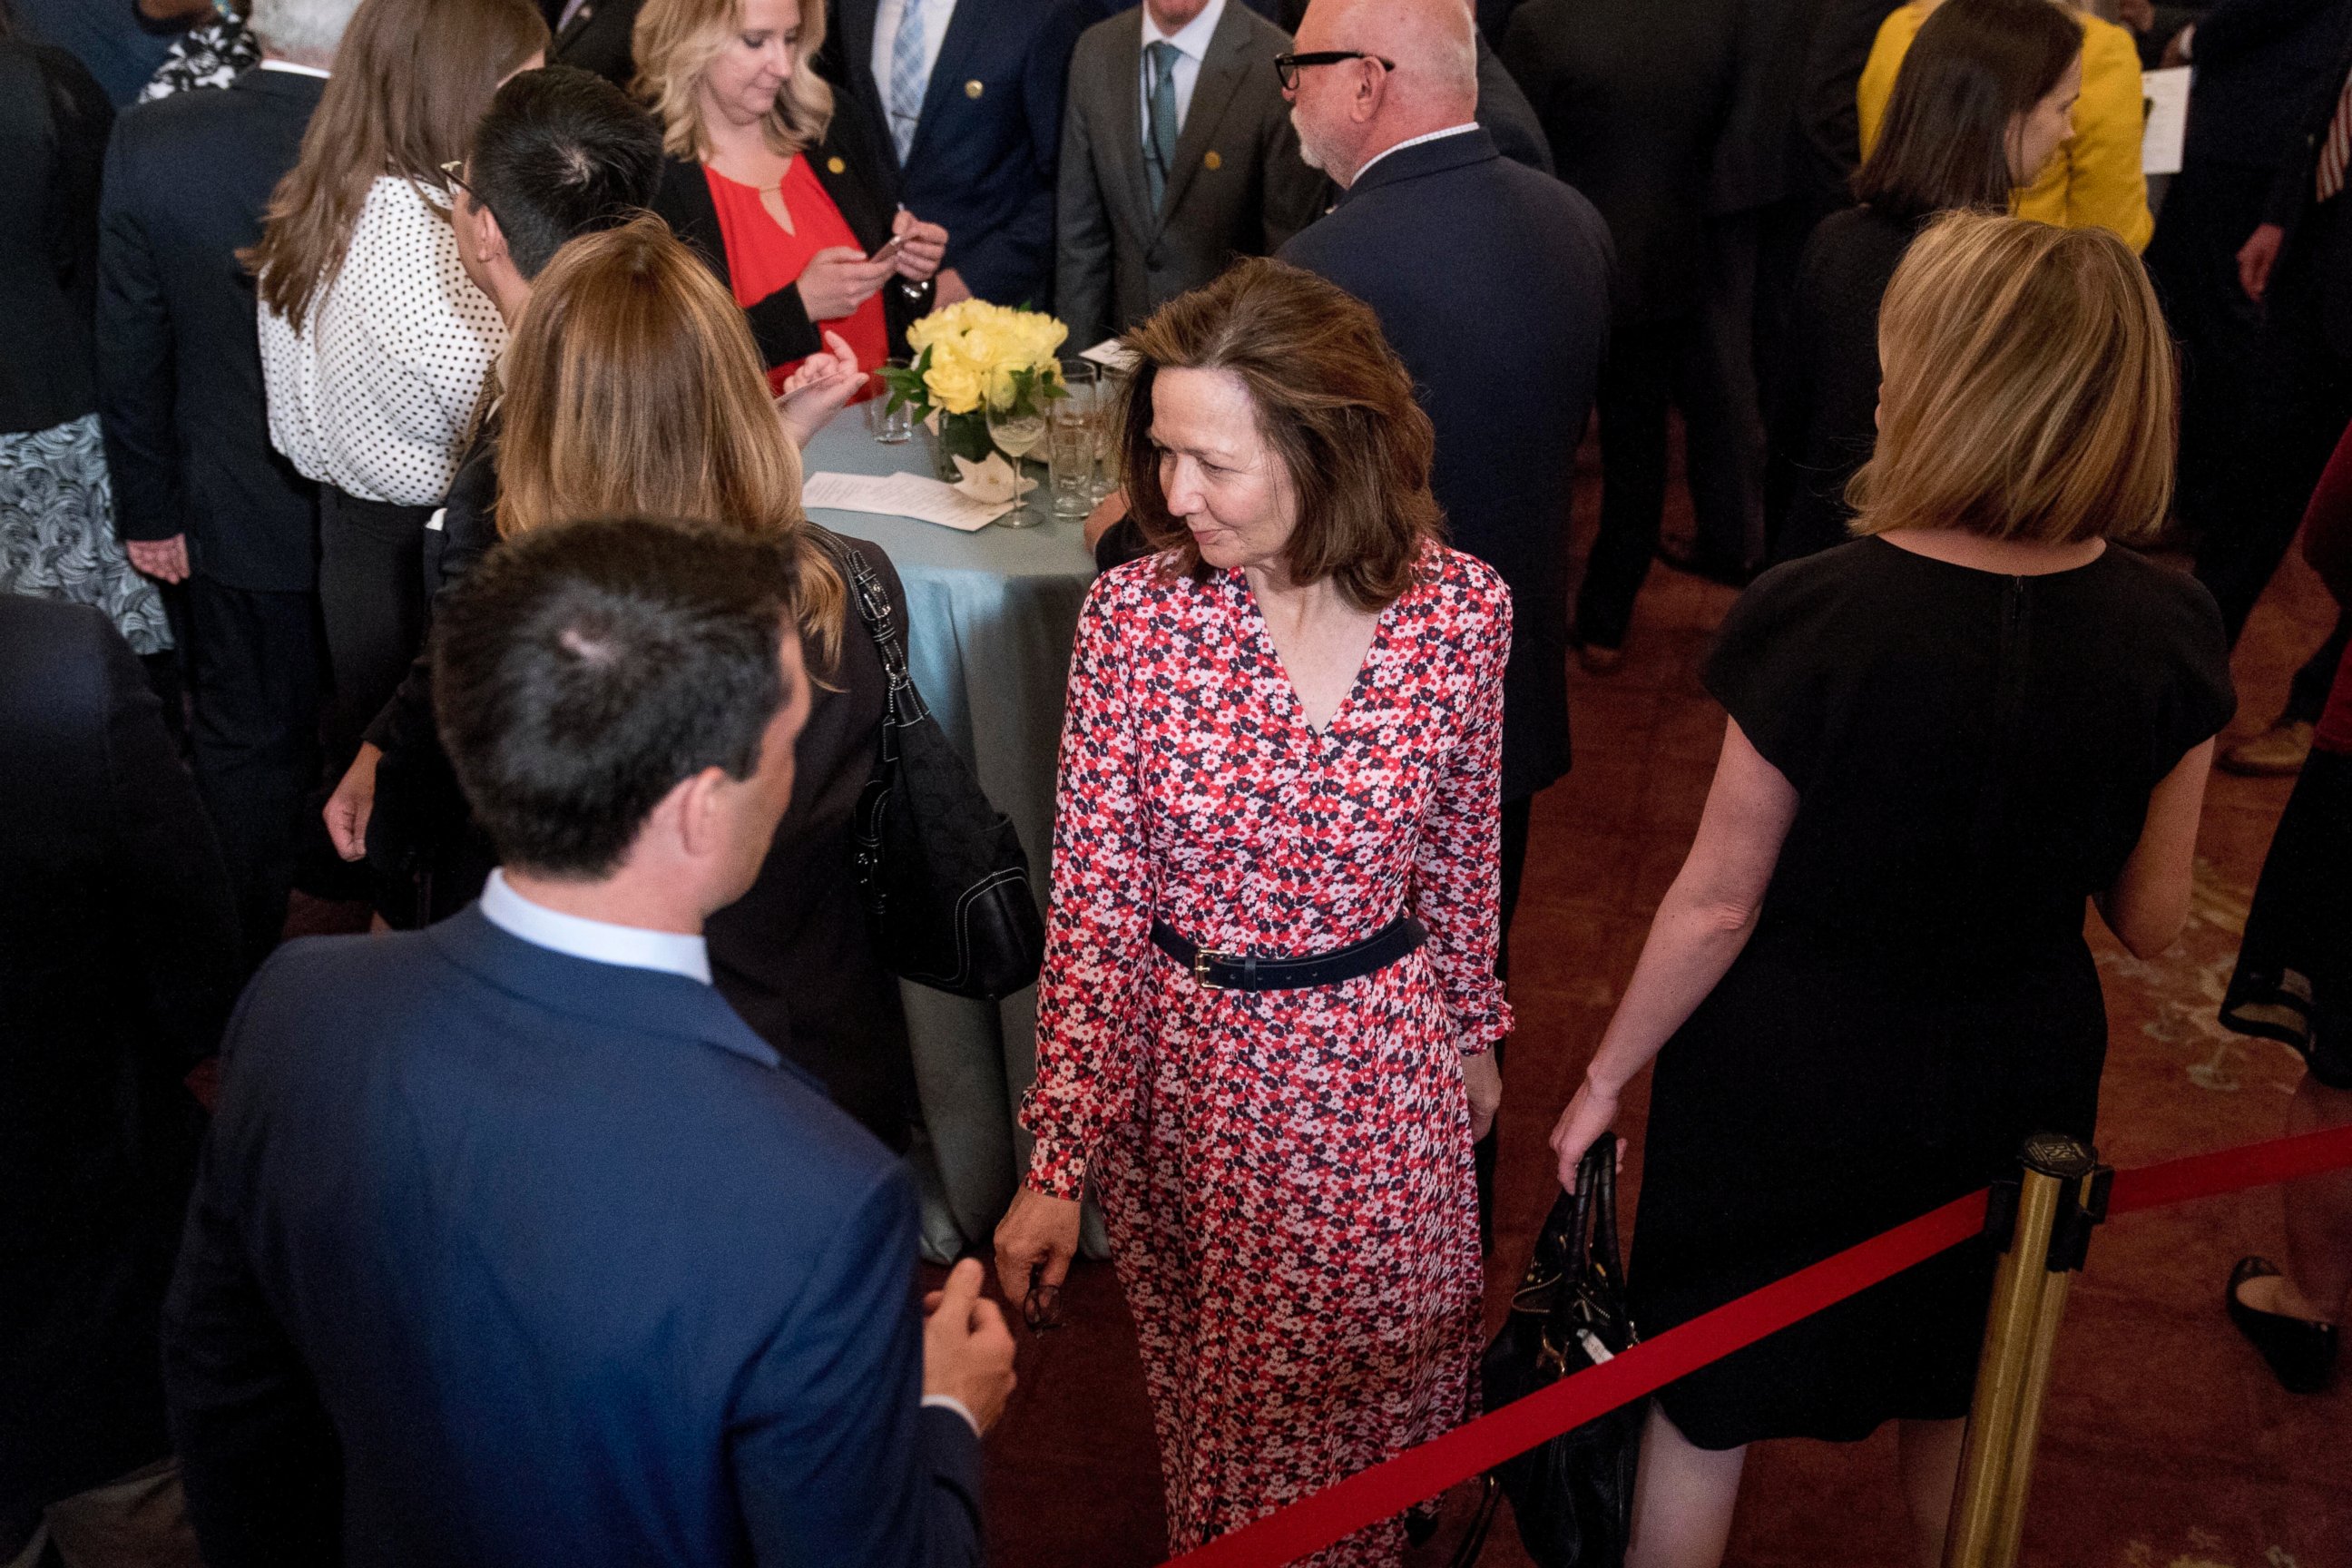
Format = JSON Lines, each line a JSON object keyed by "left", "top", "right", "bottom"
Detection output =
{"left": 867, "top": 233, "right": 906, "bottom": 266}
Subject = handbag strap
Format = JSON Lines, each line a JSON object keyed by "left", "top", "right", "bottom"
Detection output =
{"left": 817, "top": 533, "right": 929, "bottom": 745}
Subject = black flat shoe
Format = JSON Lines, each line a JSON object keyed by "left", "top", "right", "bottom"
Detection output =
{"left": 2227, "top": 1256, "right": 2339, "bottom": 1395}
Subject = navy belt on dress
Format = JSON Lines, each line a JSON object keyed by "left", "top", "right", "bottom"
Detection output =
{"left": 1150, "top": 914, "right": 1428, "bottom": 992}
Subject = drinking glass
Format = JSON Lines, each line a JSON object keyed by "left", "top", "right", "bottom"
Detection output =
{"left": 1048, "top": 361, "right": 1102, "bottom": 520}
{"left": 1090, "top": 366, "right": 1130, "bottom": 501}
{"left": 986, "top": 377, "right": 1050, "bottom": 527}
{"left": 867, "top": 357, "right": 914, "bottom": 444}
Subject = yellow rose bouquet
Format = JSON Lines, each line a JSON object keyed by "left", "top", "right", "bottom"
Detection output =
{"left": 882, "top": 299, "right": 1070, "bottom": 474}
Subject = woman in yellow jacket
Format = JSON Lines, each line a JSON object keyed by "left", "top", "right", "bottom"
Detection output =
{"left": 1858, "top": 0, "right": 2151, "bottom": 250}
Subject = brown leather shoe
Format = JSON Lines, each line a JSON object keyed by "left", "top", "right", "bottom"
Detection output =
{"left": 2220, "top": 721, "right": 2315, "bottom": 777}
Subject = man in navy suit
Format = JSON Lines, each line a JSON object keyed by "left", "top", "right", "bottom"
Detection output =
{"left": 1276, "top": 0, "right": 1612, "bottom": 1235}
{"left": 162, "top": 516, "right": 1014, "bottom": 1567}
{"left": 97, "top": 0, "right": 356, "bottom": 973}
{"left": 818, "top": 0, "right": 1108, "bottom": 308}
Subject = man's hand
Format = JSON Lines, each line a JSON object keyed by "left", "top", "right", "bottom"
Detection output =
{"left": 126, "top": 534, "right": 191, "bottom": 583}
{"left": 922, "top": 1259, "right": 1017, "bottom": 1434}
{"left": 1463, "top": 1049, "right": 1502, "bottom": 1143}
{"left": 1083, "top": 489, "right": 1130, "bottom": 552}
{"left": 797, "top": 247, "right": 896, "bottom": 321}
{"left": 935, "top": 267, "right": 975, "bottom": 306}
{"left": 891, "top": 209, "right": 948, "bottom": 284}
{"left": 2239, "top": 223, "right": 2286, "bottom": 303}
{"left": 324, "top": 743, "right": 381, "bottom": 863}
{"left": 776, "top": 329, "right": 865, "bottom": 447}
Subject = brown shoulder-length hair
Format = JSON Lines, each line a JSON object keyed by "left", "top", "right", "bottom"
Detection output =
{"left": 1854, "top": 0, "right": 2081, "bottom": 223}
{"left": 1848, "top": 211, "right": 2175, "bottom": 546}
{"left": 1118, "top": 258, "right": 1443, "bottom": 611}
{"left": 245, "top": 0, "right": 547, "bottom": 326}
{"left": 632, "top": 0, "right": 834, "bottom": 159}
{"left": 496, "top": 216, "right": 846, "bottom": 665}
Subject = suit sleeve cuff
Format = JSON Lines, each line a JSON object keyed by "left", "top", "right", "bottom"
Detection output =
{"left": 922, "top": 1394, "right": 981, "bottom": 1438}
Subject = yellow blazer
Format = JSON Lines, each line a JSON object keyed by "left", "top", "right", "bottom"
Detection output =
{"left": 1857, "top": 2, "right": 2151, "bottom": 251}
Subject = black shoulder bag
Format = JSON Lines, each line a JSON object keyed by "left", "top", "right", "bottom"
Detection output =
{"left": 832, "top": 541, "right": 1046, "bottom": 1000}
{"left": 1453, "top": 1135, "right": 1642, "bottom": 1567}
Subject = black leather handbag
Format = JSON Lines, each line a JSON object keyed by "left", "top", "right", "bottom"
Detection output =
{"left": 1454, "top": 1135, "right": 1642, "bottom": 1567}
{"left": 832, "top": 540, "right": 1045, "bottom": 1000}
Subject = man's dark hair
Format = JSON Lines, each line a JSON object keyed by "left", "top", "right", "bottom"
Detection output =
{"left": 432, "top": 514, "right": 800, "bottom": 878}
{"left": 470, "top": 64, "right": 664, "bottom": 279}
{"left": 1853, "top": 0, "right": 2082, "bottom": 223}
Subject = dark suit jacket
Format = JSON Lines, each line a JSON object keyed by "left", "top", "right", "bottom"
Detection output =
{"left": 1797, "top": 0, "right": 1901, "bottom": 201}
{"left": 97, "top": 66, "right": 322, "bottom": 593}
{"left": 1712, "top": 0, "right": 1831, "bottom": 215}
{"left": 1279, "top": 129, "right": 1612, "bottom": 801}
{"left": 1474, "top": 29, "right": 1554, "bottom": 176}
{"left": 1502, "top": 0, "right": 1740, "bottom": 325}
{"left": 549, "top": 0, "right": 647, "bottom": 88}
{"left": 1054, "top": 2, "right": 1324, "bottom": 347}
{"left": 162, "top": 908, "right": 980, "bottom": 1568}
{"left": 819, "top": 0, "right": 1106, "bottom": 308}
{"left": 0, "top": 40, "right": 111, "bottom": 437}
{"left": 652, "top": 149, "right": 936, "bottom": 373}
{"left": 0, "top": 596, "right": 238, "bottom": 1544}
{"left": 2260, "top": 23, "right": 2352, "bottom": 357}
{"left": 2189, "top": 0, "right": 2352, "bottom": 170}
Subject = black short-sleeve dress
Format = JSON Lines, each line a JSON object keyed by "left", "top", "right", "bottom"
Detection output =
{"left": 1632, "top": 535, "right": 2235, "bottom": 1449}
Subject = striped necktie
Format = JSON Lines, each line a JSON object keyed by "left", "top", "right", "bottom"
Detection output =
{"left": 888, "top": 0, "right": 929, "bottom": 166}
{"left": 1143, "top": 40, "right": 1180, "bottom": 213}
{"left": 2318, "top": 65, "right": 2352, "bottom": 203}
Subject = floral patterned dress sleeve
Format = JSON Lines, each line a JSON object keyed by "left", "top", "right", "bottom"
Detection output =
{"left": 1019, "top": 574, "right": 1161, "bottom": 1200}
{"left": 1411, "top": 562, "right": 1514, "bottom": 1056}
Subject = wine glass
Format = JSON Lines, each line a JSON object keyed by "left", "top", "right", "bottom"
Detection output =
{"left": 986, "top": 376, "right": 1051, "bottom": 526}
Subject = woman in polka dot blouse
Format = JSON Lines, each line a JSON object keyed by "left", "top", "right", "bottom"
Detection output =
{"left": 247, "top": 0, "right": 545, "bottom": 778}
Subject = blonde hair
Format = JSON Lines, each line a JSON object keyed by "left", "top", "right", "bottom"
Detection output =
{"left": 632, "top": 0, "right": 834, "bottom": 159}
{"left": 246, "top": 0, "right": 546, "bottom": 326}
{"left": 496, "top": 217, "right": 846, "bottom": 666}
{"left": 1849, "top": 211, "right": 2174, "bottom": 546}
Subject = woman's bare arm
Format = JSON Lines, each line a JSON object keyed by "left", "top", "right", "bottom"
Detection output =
{"left": 2094, "top": 739, "right": 2215, "bottom": 960}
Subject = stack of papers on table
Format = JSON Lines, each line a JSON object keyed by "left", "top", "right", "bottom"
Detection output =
{"left": 804, "top": 471, "right": 1012, "bottom": 532}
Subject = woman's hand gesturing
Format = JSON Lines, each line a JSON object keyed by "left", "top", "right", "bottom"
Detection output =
{"left": 1549, "top": 1077, "right": 1626, "bottom": 1193}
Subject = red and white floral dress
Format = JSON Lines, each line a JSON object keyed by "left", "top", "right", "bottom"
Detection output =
{"left": 1020, "top": 541, "right": 1514, "bottom": 1563}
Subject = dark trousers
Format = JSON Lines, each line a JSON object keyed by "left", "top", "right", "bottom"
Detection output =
{"left": 182, "top": 575, "right": 323, "bottom": 974}
{"left": 1688, "top": 212, "right": 1774, "bottom": 573}
{"left": 1475, "top": 794, "right": 1536, "bottom": 1249}
{"left": 2194, "top": 200, "right": 2352, "bottom": 647}
{"left": 2147, "top": 159, "right": 2274, "bottom": 552}
{"left": 318, "top": 486, "right": 432, "bottom": 770}
{"left": 1576, "top": 310, "right": 1758, "bottom": 650}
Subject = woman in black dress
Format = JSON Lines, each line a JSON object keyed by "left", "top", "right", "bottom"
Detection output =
{"left": 1551, "top": 211, "right": 2235, "bottom": 1568}
{"left": 1766, "top": 0, "right": 2082, "bottom": 564}
{"left": 361, "top": 217, "right": 919, "bottom": 1147}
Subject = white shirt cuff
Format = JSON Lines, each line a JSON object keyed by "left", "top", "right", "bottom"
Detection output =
{"left": 922, "top": 1394, "right": 981, "bottom": 1438}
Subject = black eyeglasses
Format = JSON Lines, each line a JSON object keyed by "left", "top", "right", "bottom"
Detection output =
{"left": 438, "top": 158, "right": 475, "bottom": 198}
{"left": 1272, "top": 50, "right": 1396, "bottom": 91}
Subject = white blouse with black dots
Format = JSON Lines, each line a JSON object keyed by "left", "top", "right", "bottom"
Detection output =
{"left": 259, "top": 175, "right": 505, "bottom": 507}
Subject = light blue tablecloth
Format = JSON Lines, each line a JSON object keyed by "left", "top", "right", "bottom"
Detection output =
{"left": 802, "top": 408, "right": 1097, "bottom": 1261}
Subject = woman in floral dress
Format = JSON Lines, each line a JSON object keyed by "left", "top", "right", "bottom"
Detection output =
{"left": 994, "top": 257, "right": 1511, "bottom": 1563}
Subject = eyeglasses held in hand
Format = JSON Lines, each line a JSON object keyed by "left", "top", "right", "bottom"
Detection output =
{"left": 1272, "top": 50, "right": 1396, "bottom": 91}
{"left": 1022, "top": 1268, "right": 1063, "bottom": 1333}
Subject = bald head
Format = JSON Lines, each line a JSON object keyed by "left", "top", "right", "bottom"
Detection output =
{"left": 1288, "top": 0, "right": 1479, "bottom": 185}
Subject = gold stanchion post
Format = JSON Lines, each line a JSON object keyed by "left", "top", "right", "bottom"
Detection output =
{"left": 1943, "top": 1133, "right": 2110, "bottom": 1568}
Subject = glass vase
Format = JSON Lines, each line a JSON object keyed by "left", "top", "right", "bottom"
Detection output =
{"left": 931, "top": 409, "right": 998, "bottom": 480}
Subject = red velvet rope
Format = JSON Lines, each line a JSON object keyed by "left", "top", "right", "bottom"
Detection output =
{"left": 1161, "top": 1122, "right": 2352, "bottom": 1568}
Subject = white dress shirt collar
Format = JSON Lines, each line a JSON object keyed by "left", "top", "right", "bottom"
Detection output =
{"left": 478, "top": 868, "right": 713, "bottom": 985}
{"left": 1350, "top": 121, "right": 1481, "bottom": 185}
{"left": 1142, "top": 0, "right": 1224, "bottom": 60}
{"left": 255, "top": 58, "right": 331, "bottom": 79}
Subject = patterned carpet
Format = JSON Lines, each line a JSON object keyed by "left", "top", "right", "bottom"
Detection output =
{"left": 978, "top": 475, "right": 2352, "bottom": 1567}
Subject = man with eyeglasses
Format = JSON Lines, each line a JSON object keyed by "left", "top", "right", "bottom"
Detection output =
{"left": 1276, "top": 0, "right": 1612, "bottom": 1242}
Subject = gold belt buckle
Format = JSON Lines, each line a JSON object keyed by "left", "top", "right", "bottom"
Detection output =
{"left": 1192, "top": 947, "right": 1229, "bottom": 990}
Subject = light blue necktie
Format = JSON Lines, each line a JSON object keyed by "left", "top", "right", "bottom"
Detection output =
{"left": 1143, "top": 40, "right": 1180, "bottom": 213}
{"left": 888, "top": 0, "right": 930, "bottom": 165}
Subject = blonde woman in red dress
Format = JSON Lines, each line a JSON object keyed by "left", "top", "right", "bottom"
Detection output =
{"left": 639, "top": 0, "right": 950, "bottom": 393}
{"left": 995, "top": 257, "right": 1510, "bottom": 1564}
